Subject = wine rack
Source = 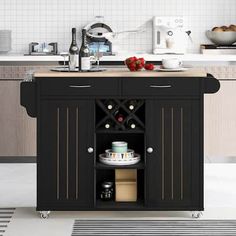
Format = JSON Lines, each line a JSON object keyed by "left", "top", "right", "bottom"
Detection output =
{"left": 96, "top": 99, "right": 145, "bottom": 132}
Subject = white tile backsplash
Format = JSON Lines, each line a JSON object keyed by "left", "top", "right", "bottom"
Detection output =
{"left": 0, "top": 0, "right": 235, "bottom": 54}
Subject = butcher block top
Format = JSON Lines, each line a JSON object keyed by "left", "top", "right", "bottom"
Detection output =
{"left": 34, "top": 68, "right": 207, "bottom": 78}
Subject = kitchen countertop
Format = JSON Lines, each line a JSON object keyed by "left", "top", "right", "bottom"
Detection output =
{"left": 0, "top": 53, "right": 236, "bottom": 62}
{"left": 34, "top": 68, "right": 207, "bottom": 77}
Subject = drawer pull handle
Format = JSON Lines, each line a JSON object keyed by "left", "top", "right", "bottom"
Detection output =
{"left": 69, "top": 85, "right": 92, "bottom": 88}
{"left": 150, "top": 85, "right": 172, "bottom": 88}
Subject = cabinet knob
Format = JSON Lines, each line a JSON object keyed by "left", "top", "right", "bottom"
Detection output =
{"left": 147, "top": 147, "right": 154, "bottom": 153}
{"left": 87, "top": 147, "right": 94, "bottom": 153}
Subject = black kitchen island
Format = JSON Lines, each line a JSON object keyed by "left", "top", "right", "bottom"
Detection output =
{"left": 21, "top": 69, "right": 220, "bottom": 218}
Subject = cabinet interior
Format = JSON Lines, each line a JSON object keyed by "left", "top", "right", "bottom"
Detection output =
{"left": 95, "top": 99, "right": 146, "bottom": 208}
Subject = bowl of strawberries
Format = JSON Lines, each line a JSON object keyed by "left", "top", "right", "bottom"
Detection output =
{"left": 125, "top": 57, "right": 155, "bottom": 71}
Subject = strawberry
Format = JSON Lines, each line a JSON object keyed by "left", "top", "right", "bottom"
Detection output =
{"left": 125, "top": 56, "right": 137, "bottom": 66}
{"left": 128, "top": 62, "right": 137, "bottom": 71}
{"left": 138, "top": 58, "right": 145, "bottom": 66}
{"left": 135, "top": 59, "right": 144, "bottom": 70}
{"left": 144, "top": 63, "right": 155, "bottom": 70}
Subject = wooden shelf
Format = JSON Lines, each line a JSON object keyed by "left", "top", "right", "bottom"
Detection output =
{"left": 96, "top": 199, "right": 144, "bottom": 210}
{"left": 95, "top": 162, "right": 145, "bottom": 169}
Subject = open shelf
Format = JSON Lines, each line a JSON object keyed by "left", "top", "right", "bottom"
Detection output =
{"left": 96, "top": 161, "right": 145, "bottom": 170}
{"left": 96, "top": 133, "right": 145, "bottom": 164}
{"left": 96, "top": 169, "right": 145, "bottom": 208}
{"left": 96, "top": 199, "right": 144, "bottom": 210}
{"left": 95, "top": 99, "right": 146, "bottom": 209}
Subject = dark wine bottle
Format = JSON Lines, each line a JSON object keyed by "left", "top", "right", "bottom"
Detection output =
{"left": 79, "top": 29, "right": 91, "bottom": 71}
{"left": 105, "top": 100, "right": 115, "bottom": 110}
{"left": 69, "top": 28, "right": 79, "bottom": 71}
{"left": 114, "top": 110, "right": 125, "bottom": 123}
{"left": 128, "top": 100, "right": 138, "bottom": 111}
{"left": 126, "top": 117, "right": 136, "bottom": 129}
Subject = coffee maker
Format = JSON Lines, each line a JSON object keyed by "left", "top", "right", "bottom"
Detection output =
{"left": 153, "top": 16, "right": 190, "bottom": 54}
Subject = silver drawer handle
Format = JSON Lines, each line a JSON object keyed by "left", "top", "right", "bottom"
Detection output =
{"left": 150, "top": 85, "right": 172, "bottom": 88}
{"left": 69, "top": 85, "right": 91, "bottom": 88}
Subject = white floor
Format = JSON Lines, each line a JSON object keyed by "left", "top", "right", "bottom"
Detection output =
{"left": 1, "top": 163, "right": 236, "bottom": 236}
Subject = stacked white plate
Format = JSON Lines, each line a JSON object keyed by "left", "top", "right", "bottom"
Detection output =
{"left": 0, "top": 30, "right": 11, "bottom": 53}
{"left": 99, "top": 149, "right": 141, "bottom": 166}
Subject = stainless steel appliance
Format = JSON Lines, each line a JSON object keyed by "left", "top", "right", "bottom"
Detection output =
{"left": 83, "top": 20, "right": 113, "bottom": 56}
{"left": 26, "top": 42, "right": 58, "bottom": 55}
{"left": 0, "top": 30, "right": 11, "bottom": 53}
{"left": 153, "top": 16, "right": 190, "bottom": 54}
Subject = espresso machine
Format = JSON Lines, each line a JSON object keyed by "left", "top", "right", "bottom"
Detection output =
{"left": 83, "top": 17, "right": 113, "bottom": 56}
{"left": 153, "top": 16, "right": 190, "bottom": 54}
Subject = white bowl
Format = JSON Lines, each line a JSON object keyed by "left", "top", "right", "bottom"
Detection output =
{"left": 206, "top": 31, "right": 236, "bottom": 46}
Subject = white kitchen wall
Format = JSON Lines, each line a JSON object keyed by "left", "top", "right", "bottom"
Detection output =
{"left": 0, "top": 0, "right": 235, "bottom": 54}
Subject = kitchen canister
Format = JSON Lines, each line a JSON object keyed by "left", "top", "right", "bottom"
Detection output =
{"left": 0, "top": 30, "right": 12, "bottom": 53}
{"left": 112, "top": 141, "right": 127, "bottom": 153}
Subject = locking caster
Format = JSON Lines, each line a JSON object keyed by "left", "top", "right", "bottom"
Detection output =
{"left": 191, "top": 211, "right": 203, "bottom": 219}
{"left": 39, "top": 211, "right": 51, "bottom": 219}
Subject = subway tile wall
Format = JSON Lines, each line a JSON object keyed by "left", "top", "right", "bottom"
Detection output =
{"left": 0, "top": 0, "right": 235, "bottom": 54}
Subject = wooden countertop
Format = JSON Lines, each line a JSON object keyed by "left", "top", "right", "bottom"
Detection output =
{"left": 34, "top": 68, "right": 207, "bottom": 78}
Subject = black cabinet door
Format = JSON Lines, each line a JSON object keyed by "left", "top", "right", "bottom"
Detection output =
{"left": 37, "top": 100, "right": 94, "bottom": 210}
{"left": 146, "top": 100, "right": 203, "bottom": 210}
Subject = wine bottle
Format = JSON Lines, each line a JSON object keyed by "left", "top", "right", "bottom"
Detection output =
{"left": 79, "top": 29, "right": 91, "bottom": 71}
{"left": 128, "top": 100, "right": 138, "bottom": 111}
{"left": 69, "top": 28, "right": 79, "bottom": 71}
{"left": 104, "top": 120, "right": 113, "bottom": 129}
{"left": 126, "top": 118, "right": 136, "bottom": 129}
{"left": 114, "top": 110, "right": 125, "bottom": 123}
{"left": 105, "top": 100, "right": 115, "bottom": 110}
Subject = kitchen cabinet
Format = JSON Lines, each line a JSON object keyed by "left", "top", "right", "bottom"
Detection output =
{"left": 38, "top": 100, "right": 94, "bottom": 209}
{"left": 146, "top": 100, "right": 202, "bottom": 209}
{"left": 203, "top": 65, "right": 236, "bottom": 161}
{"left": 21, "top": 70, "right": 219, "bottom": 217}
{"left": 0, "top": 65, "right": 53, "bottom": 158}
{"left": 0, "top": 80, "right": 36, "bottom": 156}
{"left": 204, "top": 80, "right": 236, "bottom": 159}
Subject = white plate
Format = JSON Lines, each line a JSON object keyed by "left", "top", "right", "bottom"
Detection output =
{"left": 156, "top": 67, "right": 189, "bottom": 72}
{"left": 99, "top": 153, "right": 141, "bottom": 166}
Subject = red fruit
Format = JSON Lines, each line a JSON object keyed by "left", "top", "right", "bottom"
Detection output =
{"left": 128, "top": 62, "right": 137, "bottom": 71}
{"left": 125, "top": 56, "right": 137, "bottom": 65}
{"left": 138, "top": 58, "right": 145, "bottom": 66}
{"left": 144, "top": 63, "right": 155, "bottom": 70}
{"left": 135, "top": 59, "right": 144, "bottom": 70}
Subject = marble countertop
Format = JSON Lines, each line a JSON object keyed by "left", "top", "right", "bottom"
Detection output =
{"left": 0, "top": 53, "right": 235, "bottom": 62}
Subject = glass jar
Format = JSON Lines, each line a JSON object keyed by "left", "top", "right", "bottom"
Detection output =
{"left": 100, "top": 181, "right": 114, "bottom": 201}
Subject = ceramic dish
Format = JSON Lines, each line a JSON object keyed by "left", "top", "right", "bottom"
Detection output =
{"left": 156, "top": 67, "right": 189, "bottom": 72}
{"left": 99, "top": 153, "right": 140, "bottom": 166}
{"left": 206, "top": 30, "right": 236, "bottom": 46}
{"left": 50, "top": 67, "right": 106, "bottom": 72}
{"left": 105, "top": 149, "right": 134, "bottom": 159}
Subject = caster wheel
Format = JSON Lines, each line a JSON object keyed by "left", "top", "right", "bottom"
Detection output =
{"left": 39, "top": 211, "right": 51, "bottom": 219}
{"left": 191, "top": 211, "right": 203, "bottom": 219}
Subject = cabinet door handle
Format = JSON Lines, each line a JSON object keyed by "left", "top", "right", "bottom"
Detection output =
{"left": 150, "top": 85, "right": 172, "bottom": 88}
{"left": 147, "top": 147, "right": 154, "bottom": 153}
{"left": 69, "top": 85, "right": 92, "bottom": 88}
{"left": 87, "top": 147, "right": 94, "bottom": 153}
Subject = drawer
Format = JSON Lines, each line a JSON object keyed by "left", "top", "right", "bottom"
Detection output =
{"left": 122, "top": 77, "right": 200, "bottom": 96}
{"left": 40, "top": 77, "right": 120, "bottom": 96}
